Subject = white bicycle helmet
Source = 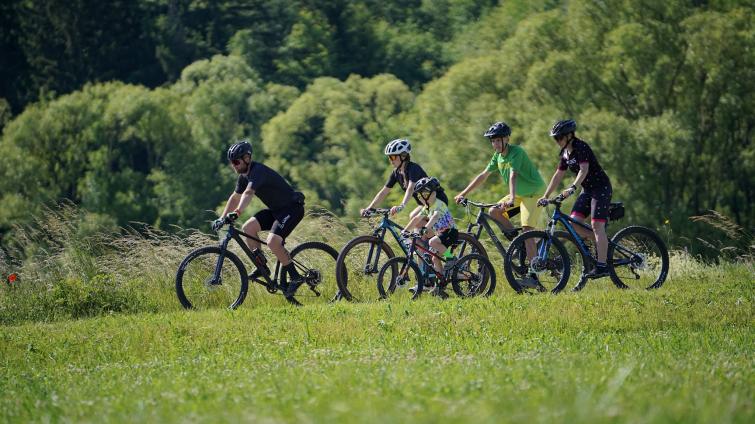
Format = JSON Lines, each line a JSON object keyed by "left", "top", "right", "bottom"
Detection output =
{"left": 384, "top": 138, "right": 411, "bottom": 156}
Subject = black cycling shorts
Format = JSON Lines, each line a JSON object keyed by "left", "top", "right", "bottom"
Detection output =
{"left": 571, "top": 184, "right": 613, "bottom": 222}
{"left": 254, "top": 203, "right": 305, "bottom": 239}
{"left": 438, "top": 228, "right": 459, "bottom": 249}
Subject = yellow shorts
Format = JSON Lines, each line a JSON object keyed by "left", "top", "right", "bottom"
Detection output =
{"left": 497, "top": 194, "right": 542, "bottom": 228}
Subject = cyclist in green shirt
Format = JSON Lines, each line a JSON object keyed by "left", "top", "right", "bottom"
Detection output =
{"left": 455, "top": 122, "right": 546, "bottom": 234}
{"left": 455, "top": 122, "right": 546, "bottom": 287}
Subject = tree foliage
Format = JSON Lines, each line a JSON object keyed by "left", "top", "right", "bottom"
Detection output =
{"left": 0, "top": 0, "right": 752, "bottom": 256}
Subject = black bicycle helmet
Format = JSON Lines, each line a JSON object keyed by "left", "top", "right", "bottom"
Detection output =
{"left": 227, "top": 140, "right": 252, "bottom": 161}
{"left": 414, "top": 177, "right": 441, "bottom": 194}
{"left": 549, "top": 119, "right": 577, "bottom": 137}
{"left": 484, "top": 122, "right": 512, "bottom": 138}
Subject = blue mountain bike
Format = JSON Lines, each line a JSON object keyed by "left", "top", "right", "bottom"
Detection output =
{"left": 503, "top": 194, "right": 669, "bottom": 293}
{"left": 335, "top": 208, "right": 486, "bottom": 301}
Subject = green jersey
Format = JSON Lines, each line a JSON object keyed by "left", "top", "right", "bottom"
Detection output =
{"left": 485, "top": 144, "right": 545, "bottom": 197}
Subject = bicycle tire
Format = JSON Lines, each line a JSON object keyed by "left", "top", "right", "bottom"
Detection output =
{"left": 281, "top": 241, "right": 340, "bottom": 305}
{"left": 175, "top": 246, "right": 249, "bottom": 310}
{"left": 335, "top": 235, "right": 396, "bottom": 302}
{"left": 376, "top": 257, "right": 423, "bottom": 300}
{"left": 552, "top": 230, "right": 593, "bottom": 290}
{"left": 608, "top": 226, "right": 669, "bottom": 290}
{"left": 451, "top": 253, "right": 496, "bottom": 297}
{"left": 453, "top": 232, "right": 489, "bottom": 260}
{"left": 504, "top": 231, "right": 571, "bottom": 294}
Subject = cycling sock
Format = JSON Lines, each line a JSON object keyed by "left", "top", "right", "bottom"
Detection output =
{"left": 283, "top": 263, "right": 301, "bottom": 279}
{"left": 595, "top": 261, "right": 607, "bottom": 269}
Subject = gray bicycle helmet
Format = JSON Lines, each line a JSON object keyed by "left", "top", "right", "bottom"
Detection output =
{"left": 549, "top": 119, "right": 577, "bottom": 137}
{"left": 227, "top": 140, "right": 252, "bottom": 161}
{"left": 484, "top": 122, "right": 512, "bottom": 138}
{"left": 384, "top": 138, "right": 412, "bottom": 155}
{"left": 414, "top": 177, "right": 441, "bottom": 194}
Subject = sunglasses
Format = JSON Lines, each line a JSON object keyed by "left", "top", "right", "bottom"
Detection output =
{"left": 230, "top": 159, "right": 243, "bottom": 166}
{"left": 388, "top": 155, "right": 400, "bottom": 161}
{"left": 553, "top": 135, "right": 566, "bottom": 142}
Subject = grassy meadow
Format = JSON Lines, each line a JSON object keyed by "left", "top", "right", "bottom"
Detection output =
{"left": 0, "top": 208, "right": 752, "bottom": 423}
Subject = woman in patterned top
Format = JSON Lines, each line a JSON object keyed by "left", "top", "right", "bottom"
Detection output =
{"left": 538, "top": 119, "right": 613, "bottom": 279}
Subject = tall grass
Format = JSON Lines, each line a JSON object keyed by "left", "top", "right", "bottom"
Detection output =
{"left": 0, "top": 204, "right": 752, "bottom": 326}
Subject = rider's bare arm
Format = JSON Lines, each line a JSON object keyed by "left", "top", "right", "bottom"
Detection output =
{"left": 220, "top": 192, "right": 242, "bottom": 217}
{"left": 456, "top": 170, "right": 492, "bottom": 201}
{"left": 365, "top": 186, "right": 391, "bottom": 210}
{"left": 235, "top": 185, "right": 256, "bottom": 214}
{"left": 542, "top": 169, "right": 566, "bottom": 198}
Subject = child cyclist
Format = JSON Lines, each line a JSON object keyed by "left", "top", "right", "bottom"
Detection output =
{"left": 361, "top": 138, "right": 449, "bottom": 220}
{"left": 402, "top": 177, "right": 458, "bottom": 293}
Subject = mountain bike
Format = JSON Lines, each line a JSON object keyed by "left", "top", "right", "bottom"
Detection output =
{"left": 175, "top": 212, "right": 338, "bottom": 308}
{"left": 503, "top": 194, "right": 669, "bottom": 294}
{"left": 457, "top": 197, "right": 579, "bottom": 292}
{"left": 335, "top": 208, "right": 487, "bottom": 301}
{"left": 376, "top": 231, "right": 496, "bottom": 300}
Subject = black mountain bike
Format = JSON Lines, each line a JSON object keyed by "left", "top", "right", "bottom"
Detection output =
{"left": 456, "top": 197, "right": 579, "bottom": 292}
{"left": 175, "top": 212, "right": 338, "bottom": 308}
{"left": 376, "top": 231, "right": 496, "bottom": 300}
{"left": 335, "top": 208, "right": 486, "bottom": 302}
{"left": 504, "top": 194, "right": 669, "bottom": 294}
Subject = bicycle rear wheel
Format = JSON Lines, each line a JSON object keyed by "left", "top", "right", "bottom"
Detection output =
{"left": 175, "top": 246, "right": 248, "bottom": 310}
{"left": 282, "top": 241, "right": 339, "bottom": 305}
{"left": 376, "top": 257, "right": 423, "bottom": 301}
{"left": 451, "top": 232, "right": 488, "bottom": 259}
{"left": 335, "top": 235, "right": 396, "bottom": 302}
{"left": 608, "top": 226, "right": 669, "bottom": 289}
{"left": 504, "top": 231, "right": 570, "bottom": 294}
{"left": 450, "top": 253, "right": 496, "bottom": 297}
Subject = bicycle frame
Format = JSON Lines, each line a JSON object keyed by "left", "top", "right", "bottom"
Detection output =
{"left": 216, "top": 225, "right": 284, "bottom": 291}
{"left": 541, "top": 202, "right": 638, "bottom": 270}
{"left": 359, "top": 210, "right": 415, "bottom": 274}
{"left": 463, "top": 201, "right": 520, "bottom": 260}
{"left": 404, "top": 236, "right": 447, "bottom": 281}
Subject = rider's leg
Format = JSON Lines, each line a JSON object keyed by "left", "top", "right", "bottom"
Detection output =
{"left": 489, "top": 205, "right": 514, "bottom": 230}
{"left": 569, "top": 192, "right": 596, "bottom": 241}
{"left": 519, "top": 195, "right": 541, "bottom": 260}
{"left": 408, "top": 205, "right": 423, "bottom": 221}
{"left": 592, "top": 220, "right": 608, "bottom": 263}
{"left": 267, "top": 233, "right": 291, "bottom": 265}
{"left": 428, "top": 233, "right": 445, "bottom": 274}
{"left": 241, "top": 217, "right": 264, "bottom": 250}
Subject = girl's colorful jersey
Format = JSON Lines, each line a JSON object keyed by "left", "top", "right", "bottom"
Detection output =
{"left": 557, "top": 138, "right": 611, "bottom": 190}
{"left": 422, "top": 199, "right": 456, "bottom": 233}
{"left": 485, "top": 145, "right": 545, "bottom": 197}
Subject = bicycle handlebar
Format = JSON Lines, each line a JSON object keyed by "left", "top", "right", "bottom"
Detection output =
{"left": 361, "top": 208, "right": 391, "bottom": 218}
{"left": 538, "top": 194, "right": 566, "bottom": 207}
{"left": 457, "top": 197, "right": 501, "bottom": 209}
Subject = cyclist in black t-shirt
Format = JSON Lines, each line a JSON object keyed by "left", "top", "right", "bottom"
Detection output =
{"left": 538, "top": 120, "right": 613, "bottom": 278}
{"left": 361, "top": 138, "right": 448, "bottom": 222}
{"left": 212, "top": 140, "right": 307, "bottom": 296}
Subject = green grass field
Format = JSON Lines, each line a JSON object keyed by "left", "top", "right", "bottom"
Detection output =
{"left": 1, "top": 211, "right": 752, "bottom": 422}
{"left": 1, "top": 267, "right": 752, "bottom": 423}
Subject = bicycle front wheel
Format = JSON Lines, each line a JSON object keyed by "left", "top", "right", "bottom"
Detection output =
{"left": 335, "top": 235, "right": 396, "bottom": 302}
{"left": 504, "top": 231, "right": 570, "bottom": 294}
{"left": 282, "top": 241, "right": 340, "bottom": 305}
{"left": 377, "top": 257, "right": 423, "bottom": 301}
{"left": 175, "top": 246, "right": 248, "bottom": 310}
{"left": 608, "top": 226, "right": 669, "bottom": 289}
{"left": 451, "top": 253, "right": 496, "bottom": 297}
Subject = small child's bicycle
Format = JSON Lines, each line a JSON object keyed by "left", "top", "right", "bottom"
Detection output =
{"left": 376, "top": 231, "right": 496, "bottom": 300}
